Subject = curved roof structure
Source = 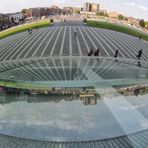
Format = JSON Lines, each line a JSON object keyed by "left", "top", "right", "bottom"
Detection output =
{"left": 0, "top": 26, "right": 148, "bottom": 62}
{"left": 0, "top": 129, "right": 148, "bottom": 148}
{"left": 0, "top": 57, "right": 148, "bottom": 87}
{"left": 0, "top": 21, "right": 148, "bottom": 148}
{"left": 0, "top": 56, "right": 148, "bottom": 148}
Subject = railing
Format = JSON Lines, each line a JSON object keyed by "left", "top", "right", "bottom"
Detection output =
{"left": 0, "top": 54, "right": 148, "bottom": 69}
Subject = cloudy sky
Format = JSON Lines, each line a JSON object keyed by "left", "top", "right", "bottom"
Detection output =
{"left": 0, "top": 0, "right": 148, "bottom": 20}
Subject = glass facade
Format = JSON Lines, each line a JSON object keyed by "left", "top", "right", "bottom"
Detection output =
{"left": 0, "top": 56, "right": 148, "bottom": 147}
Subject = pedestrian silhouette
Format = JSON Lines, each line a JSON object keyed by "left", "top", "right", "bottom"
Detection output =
{"left": 74, "top": 28, "right": 78, "bottom": 37}
{"left": 88, "top": 47, "right": 94, "bottom": 56}
{"left": 28, "top": 29, "right": 30, "bottom": 34}
{"left": 94, "top": 48, "right": 100, "bottom": 56}
{"left": 136, "top": 49, "right": 142, "bottom": 59}
{"left": 139, "top": 35, "right": 141, "bottom": 40}
{"left": 28, "top": 28, "right": 32, "bottom": 34}
{"left": 76, "top": 28, "right": 78, "bottom": 33}
{"left": 114, "top": 50, "right": 119, "bottom": 58}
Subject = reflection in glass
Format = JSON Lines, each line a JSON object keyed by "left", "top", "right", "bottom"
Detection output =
{"left": 0, "top": 57, "right": 148, "bottom": 143}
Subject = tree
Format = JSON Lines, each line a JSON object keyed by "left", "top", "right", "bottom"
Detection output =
{"left": 118, "top": 15, "right": 124, "bottom": 20}
{"left": 98, "top": 11, "right": 105, "bottom": 16}
{"left": 146, "top": 21, "right": 148, "bottom": 29}
{"left": 98, "top": 11, "right": 108, "bottom": 17}
{"left": 21, "top": 9, "right": 27, "bottom": 14}
{"left": 139, "top": 19, "right": 145, "bottom": 28}
{"left": 75, "top": 10, "right": 80, "bottom": 14}
{"left": 83, "top": 19, "right": 87, "bottom": 23}
{"left": 104, "top": 13, "right": 108, "bottom": 17}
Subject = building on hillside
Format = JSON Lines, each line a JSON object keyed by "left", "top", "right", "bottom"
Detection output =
{"left": 0, "top": 13, "right": 10, "bottom": 30}
{"left": 83, "top": 2, "right": 91, "bottom": 12}
{"left": 83, "top": 2, "right": 100, "bottom": 14}
{"left": 0, "top": 13, "right": 4, "bottom": 30}
{"left": 126, "top": 17, "right": 140, "bottom": 26}
{"left": 7, "top": 12, "right": 24, "bottom": 24}
{"left": 63, "top": 7, "right": 73, "bottom": 15}
{"left": 0, "top": 13, "right": 4, "bottom": 24}
{"left": 91, "top": 3, "right": 100, "bottom": 13}
{"left": 49, "top": 6, "right": 63, "bottom": 16}
{"left": 107, "top": 11, "right": 121, "bottom": 18}
{"left": 100, "top": 9, "right": 107, "bottom": 14}
{"left": 0, "top": 13, "right": 9, "bottom": 24}
{"left": 80, "top": 11, "right": 96, "bottom": 15}
{"left": 73, "top": 6, "right": 83, "bottom": 14}
{"left": 25, "top": 7, "right": 50, "bottom": 19}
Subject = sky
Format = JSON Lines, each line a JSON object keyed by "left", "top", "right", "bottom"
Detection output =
{"left": 0, "top": 0, "right": 148, "bottom": 20}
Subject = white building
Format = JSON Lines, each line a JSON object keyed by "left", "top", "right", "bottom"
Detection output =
{"left": 8, "top": 12, "right": 24, "bottom": 24}
{"left": 91, "top": 3, "right": 100, "bottom": 13}
{"left": 83, "top": 2, "right": 91, "bottom": 12}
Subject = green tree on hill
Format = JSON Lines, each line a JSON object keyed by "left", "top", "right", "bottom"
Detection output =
{"left": 98, "top": 11, "right": 108, "bottom": 17}
{"left": 145, "top": 21, "right": 148, "bottom": 29}
{"left": 118, "top": 15, "right": 124, "bottom": 20}
{"left": 104, "top": 13, "right": 108, "bottom": 17}
{"left": 75, "top": 10, "right": 80, "bottom": 14}
{"left": 139, "top": 19, "right": 145, "bottom": 28}
{"left": 21, "top": 9, "right": 27, "bottom": 14}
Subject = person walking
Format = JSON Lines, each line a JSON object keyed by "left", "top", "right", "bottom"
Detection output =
{"left": 139, "top": 35, "right": 141, "bottom": 40}
{"left": 28, "top": 28, "right": 32, "bottom": 34}
{"left": 28, "top": 29, "right": 31, "bottom": 34}
{"left": 74, "top": 28, "right": 78, "bottom": 37}
{"left": 76, "top": 28, "right": 78, "bottom": 35}
{"left": 30, "top": 28, "right": 33, "bottom": 32}
{"left": 88, "top": 47, "right": 94, "bottom": 56}
{"left": 114, "top": 50, "right": 119, "bottom": 58}
{"left": 74, "top": 29, "right": 77, "bottom": 37}
{"left": 94, "top": 48, "right": 100, "bottom": 56}
{"left": 136, "top": 49, "right": 143, "bottom": 59}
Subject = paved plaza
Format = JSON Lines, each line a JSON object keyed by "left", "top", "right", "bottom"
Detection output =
{"left": 0, "top": 20, "right": 148, "bottom": 148}
{"left": 0, "top": 21, "right": 148, "bottom": 62}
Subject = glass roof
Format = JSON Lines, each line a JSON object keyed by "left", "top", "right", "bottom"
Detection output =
{"left": 0, "top": 56, "right": 148, "bottom": 144}
{"left": 0, "top": 56, "right": 148, "bottom": 87}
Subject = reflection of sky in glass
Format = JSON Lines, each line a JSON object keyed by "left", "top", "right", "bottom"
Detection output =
{"left": 97, "top": 86, "right": 148, "bottom": 134}
{"left": 0, "top": 89, "right": 148, "bottom": 141}
{"left": 0, "top": 97, "right": 125, "bottom": 141}
{"left": 0, "top": 57, "right": 147, "bottom": 142}
{"left": 126, "top": 94, "right": 148, "bottom": 119}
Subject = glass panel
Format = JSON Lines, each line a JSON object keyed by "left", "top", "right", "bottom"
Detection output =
{"left": 0, "top": 57, "right": 148, "bottom": 143}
